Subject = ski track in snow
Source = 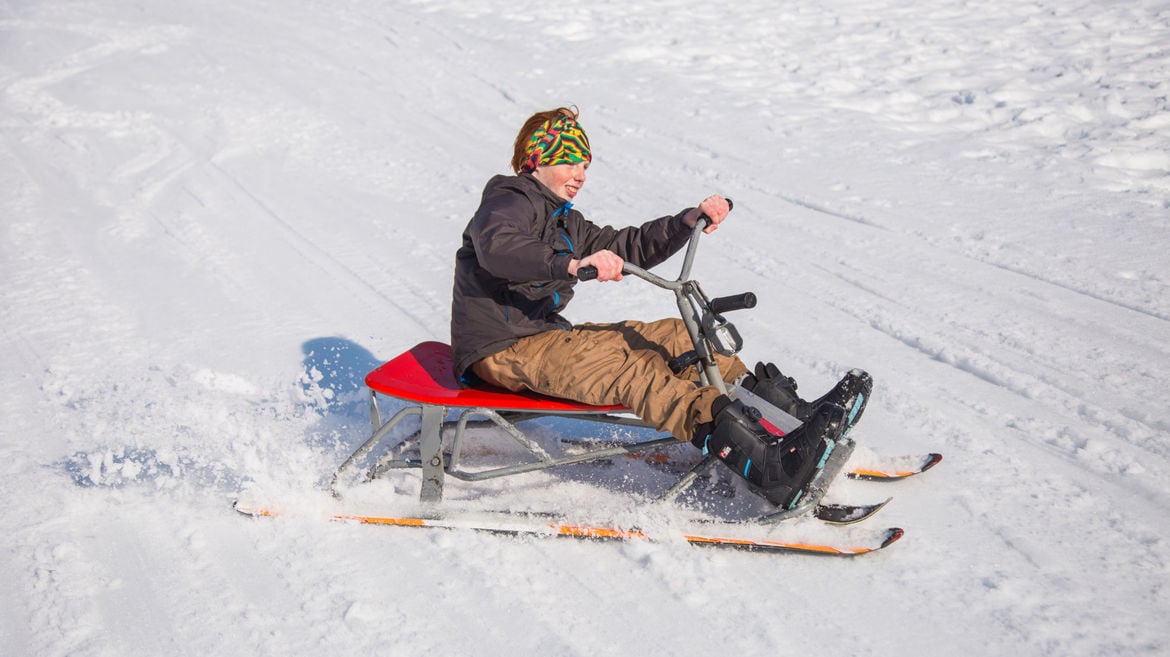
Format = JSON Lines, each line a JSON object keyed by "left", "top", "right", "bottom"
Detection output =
{"left": 2, "top": 1, "right": 1169, "bottom": 656}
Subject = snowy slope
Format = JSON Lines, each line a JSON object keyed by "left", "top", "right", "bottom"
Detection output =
{"left": 2, "top": 1, "right": 1168, "bottom": 655}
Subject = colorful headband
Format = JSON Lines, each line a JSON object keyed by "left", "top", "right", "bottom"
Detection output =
{"left": 521, "top": 115, "right": 591, "bottom": 173}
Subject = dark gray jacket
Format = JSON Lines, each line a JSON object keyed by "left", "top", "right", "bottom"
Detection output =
{"left": 450, "top": 173, "right": 693, "bottom": 378}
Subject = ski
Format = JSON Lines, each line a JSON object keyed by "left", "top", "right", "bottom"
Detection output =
{"left": 234, "top": 501, "right": 903, "bottom": 556}
{"left": 847, "top": 453, "right": 942, "bottom": 481}
{"left": 813, "top": 498, "right": 891, "bottom": 525}
{"left": 682, "top": 526, "right": 902, "bottom": 555}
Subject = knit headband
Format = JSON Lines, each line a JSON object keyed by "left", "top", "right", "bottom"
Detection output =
{"left": 520, "top": 114, "right": 591, "bottom": 173}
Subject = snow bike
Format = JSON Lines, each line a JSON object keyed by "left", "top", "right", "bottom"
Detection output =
{"left": 239, "top": 208, "right": 940, "bottom": 555}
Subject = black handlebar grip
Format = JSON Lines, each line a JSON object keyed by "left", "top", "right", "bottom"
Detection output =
{"left": 577, "top": 265, "right": 599, "bottom": 281}
{"left": 668, "top": 351, "right": 702, "bottom": 375}
{"left": 709, "top": 292, "right": 757, "bottom": 314}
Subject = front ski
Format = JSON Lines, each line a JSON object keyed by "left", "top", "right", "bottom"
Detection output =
{"left": 847, "top": 453, "right": 942, "bottom": 481}
{"left": 813, "top": 498, "right": 891, "bottom": 525}
{"left": 234, "top": 501, "right": 903, "bottom": 556}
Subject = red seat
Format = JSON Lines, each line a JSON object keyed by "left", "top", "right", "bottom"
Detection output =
{"left": 365, "top": 341, "right": 629, "bottom": 413}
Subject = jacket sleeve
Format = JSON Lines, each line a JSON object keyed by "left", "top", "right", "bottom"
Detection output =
{"left": 469, "top": 194, "right": 574, "bottom": 282}
{"left": 574, "top": 209, "right": 694, "bottom": 270}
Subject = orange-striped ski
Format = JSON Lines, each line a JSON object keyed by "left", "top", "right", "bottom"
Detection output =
{"left": 234, "top": 502, "right": 904, "bottom": 557}
{"left": 847, "top": 453, "right": 943, "bottom": 481}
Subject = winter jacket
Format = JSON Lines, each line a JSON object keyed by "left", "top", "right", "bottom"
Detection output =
{"left": 450, "top": 173, "right": 695, "bottom": 379}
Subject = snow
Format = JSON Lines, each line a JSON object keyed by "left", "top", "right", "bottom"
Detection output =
{"left": 2, "top": 0, "right": 1168, "bottom": 654}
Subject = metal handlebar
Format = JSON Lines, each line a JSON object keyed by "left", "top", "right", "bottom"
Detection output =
{"left": 576, "top": 199, "right": 734, "bottom": 286}
{"left": 572, "top": 198, "right": 748, "bottom": 391}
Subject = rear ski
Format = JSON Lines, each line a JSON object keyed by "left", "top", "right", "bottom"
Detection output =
{"left": 234, "top": 501, "right": 903, "bottom": 556}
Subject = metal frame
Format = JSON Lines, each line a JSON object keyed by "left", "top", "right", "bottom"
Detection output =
{"left": 330, "top": 388, "right": 688, "bottom": 503}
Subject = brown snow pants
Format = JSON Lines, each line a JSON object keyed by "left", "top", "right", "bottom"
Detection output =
{"left": 471, "top": 318, "right": 749, "bottom": 441}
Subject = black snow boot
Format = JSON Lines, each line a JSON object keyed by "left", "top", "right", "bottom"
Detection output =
{"left": 744, "top": 362, "right": 872, "bottom": 430}
{"left": 693, "top": 397, "right": 847, "bottom": 509}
